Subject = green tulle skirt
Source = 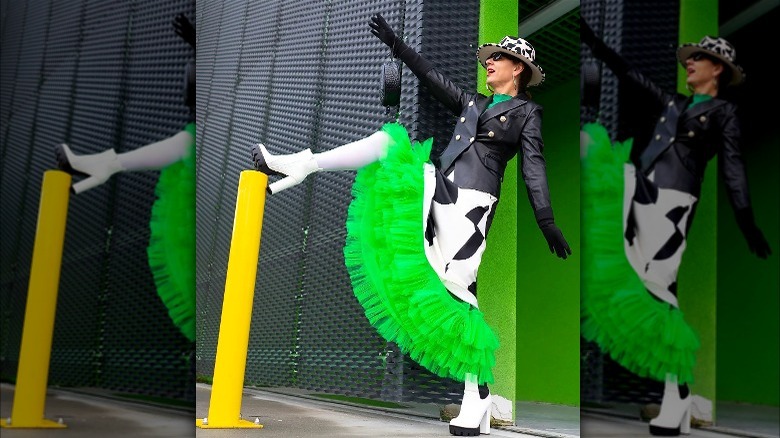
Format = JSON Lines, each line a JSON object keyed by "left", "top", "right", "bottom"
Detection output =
{"left": 146, "top": 122, "right": 196, "bottom": 342}
{"left": 343, "top": 123, "right": 499, "bottom": 385}
{"left": 580, "top": 122, "right": 699, "bottom": 384}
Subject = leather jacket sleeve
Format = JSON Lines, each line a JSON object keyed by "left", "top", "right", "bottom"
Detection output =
{"left": 720, "top": 107, "right": 751, "bottom": 211}
{"left": 394, "top": 40, "right": 468, "bottom": 115}
{"left": 520, "top": 106, "right": 552, "bottom": 215}
{"left": 583, "top": 26, "right": 669, "bottom": 107}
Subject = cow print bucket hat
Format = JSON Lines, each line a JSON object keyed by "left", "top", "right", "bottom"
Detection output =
{"left": 477, "top": 36, "right": 545, "bottom": 87}
{"left": 677, "top": 35, "right": 744, "bottom": 86}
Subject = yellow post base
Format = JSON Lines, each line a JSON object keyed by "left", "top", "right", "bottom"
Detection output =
{"left": 0, "top": 418, "right": 67, "bottom": 428}
{"left": 196, "top": 418, "right": 263, "bottom": 429}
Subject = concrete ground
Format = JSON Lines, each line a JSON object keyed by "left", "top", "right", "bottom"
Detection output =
{"left": 5, "top": 383, "right": 774, "bottom": 438}
{"left": 2, "top": 382, "right": 571, "bottom": 438}
{"left": 0, "top": 383, "right": 192, "bottom": 437}
{"left": 195, "top": 384, "right": 576, "bottom": 438}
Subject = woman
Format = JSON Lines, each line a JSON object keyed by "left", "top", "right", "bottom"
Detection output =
{"left": 54, "top": 13, "right": 197, "bottom": 343}
{"left": 253, "top": 14, "right": 570, "bottom": 436}
{"left": 580, "top": 17, "right": 770, "bottom": 436}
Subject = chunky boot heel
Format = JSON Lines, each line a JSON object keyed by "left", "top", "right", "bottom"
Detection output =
{"left": 680, "top": 405, "right": 691, "bottom": 435}
{"left": 480, "top": 407, "right": 490, "bottom": 434}
{"left": 54, "top": 144, "right": 123, "bottom": 194}
{"left": 649, "top": 375, "right": 692, "bottom": 436}
{"left": 449, "top": 374, "right": 492, "bottom": 436}
{"left": 251, "top": 143, "right": 285, "bottom": 176}
{"left": 55, "top": 144, "right": 88, "bottom": 177}
{"left": 448, "top": 407, "right": 490, "bottom": 436}
{"left": 250, "top": 143, "right": 320, "bottom": 193}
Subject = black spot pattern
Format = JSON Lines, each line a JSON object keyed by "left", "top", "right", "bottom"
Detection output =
{"left": 425, "top": 212, "right": 436, "bottom": 247}
{"left": 467, "top": 282, "right": 477, "bottom": 297}
{"left": 452, "top": 206, "right": 490, "bottom": 261}
{"left": 653, "top": 206, "right": 690, "bottom": 260}
{"left": 633, "top": 173, "right": 659, "bottom": 205}
{"left": 434, "top": 171, "right": 458, "bottom": 205}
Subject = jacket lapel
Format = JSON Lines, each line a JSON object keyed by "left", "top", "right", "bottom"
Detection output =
{"left": 681, "top": 97, "right": 726, "bottom": 122}
{"left": 479, "top": 94, "right": 526, "bottom": 122}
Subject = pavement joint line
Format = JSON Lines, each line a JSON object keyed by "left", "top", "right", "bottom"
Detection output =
{"left": 501, "top": 425, "right": 579, "bottom": 438}
{"left": 241, "top": 385, "right": 437, "bottom": 420}
{"left": 197, "top": 383, "right": 577, "bottom": 438}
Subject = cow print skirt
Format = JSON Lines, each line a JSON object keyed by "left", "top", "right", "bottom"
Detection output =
{"left": 422, "top": 163, "right": 498, "bottom": 309}
{"left": 623, "top": 164, "right": 698, "bottom": 308}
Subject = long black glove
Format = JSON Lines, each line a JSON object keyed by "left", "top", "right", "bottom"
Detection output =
{"left": 579, "top": 16, "right": 630, "bottom": 77}
{"left": 735, "top": 207, "right": 772, "bottom": 259}
{"left": 536, "top": 207, "right": 572, "bottom": 259}
{"left": 369, "top": 13, "right": 401, "bottom": 55}
{"left": 370, "top": 13, "right": 433, "bottom": 76}
{"left": 580, "top": 16, "right": 598, "bottom": 51}
{"left": 173, "top": 13, "right": 195, "bottom": 49}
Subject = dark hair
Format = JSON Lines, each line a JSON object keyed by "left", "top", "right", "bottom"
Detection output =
{"left": 717, "top": 64, "right": 733, "bottom": 90}
{"left": 518, "top": 62, "right": 533, "bottom": 91}
{"left": 696, "top": 54, "right": 734, "bottom": 90}
{"left": 509, "top": 60, "right": 535, "bottom": 99}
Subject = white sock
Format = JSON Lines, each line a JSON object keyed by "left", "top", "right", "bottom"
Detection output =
{"left": 117, "top": 129, "right": 195, "bottom": 171}
{"left": 313, "top": 130, "right": 392, "bottom": 171}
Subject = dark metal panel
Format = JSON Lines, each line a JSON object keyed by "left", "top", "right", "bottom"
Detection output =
{"left": 1, "top": 0, "right": 196, "bottom": 404}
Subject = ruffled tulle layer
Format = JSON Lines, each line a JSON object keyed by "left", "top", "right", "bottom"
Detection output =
{"left": 147, "top": 122, "right": 196, "bottom": 342}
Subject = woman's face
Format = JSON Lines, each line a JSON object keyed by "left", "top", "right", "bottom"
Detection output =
{"left": 685, "top": 52, "right": 724, "bottom": 89}
{"left": 485, "top": 52, "right": 522, "bottom": 90}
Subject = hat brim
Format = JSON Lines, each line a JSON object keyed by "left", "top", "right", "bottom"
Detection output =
{"left": 477, "top": 43, "right": 545, "bottom": 87}
{"left": 677, "top": 44, "right": 744, "bottom": 86}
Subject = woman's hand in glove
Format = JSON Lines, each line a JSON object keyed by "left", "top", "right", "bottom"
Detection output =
{"left": 173, "top": 13, "right": 196, "bottom": 49}
{"left": 370, "top": 13, "right": 399, "bottom": 51}
{"left": 580, "top": 16, "right": 598, "bottom": 49}
{"left": 541, "top": 222, "right": 572, "bottom": 259}
{"left": 736, "top": 208, "right": 772, "bottom": 259}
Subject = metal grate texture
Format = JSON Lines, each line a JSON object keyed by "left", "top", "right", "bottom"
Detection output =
{"left": 0, "top": 0, "right": 195, "bottom": 405}
{"left": 526, "top": 7, "right": 581, "bottom": 95}
{"left": 195, "top": 0, "right": 478, "bottom": 406}
{"left": 579, "top": 0, "right": 677, "bottom": 406}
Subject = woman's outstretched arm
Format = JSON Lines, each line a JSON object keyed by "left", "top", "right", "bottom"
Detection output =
{"left": 581, "top": 16, "right": 669, "bottom": 107}
{"left": 370, "top": 13, "right": 468, "bottom": 115}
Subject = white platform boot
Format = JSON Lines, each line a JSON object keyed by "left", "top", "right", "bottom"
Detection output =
{"left": 251, "top": 130, "right": 392, "bottom": 194}
{"left": 649, "top": 374, "right": 692, "bottom": 436}
{"left": 449, "top": 374, "right": 491, "bottom": 436}
{"left": 56, "top": 144, "right": 124, "bottom": 194}
{"left": 251, "top": 143, "right": 320, "bottom": 194}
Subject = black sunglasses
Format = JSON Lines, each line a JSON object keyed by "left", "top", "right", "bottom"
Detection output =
{"left": 489, "top": 52, "right": 520, "bottom": 63}
{"left": 688, "top": 52, "right": 717, "bottom": 63}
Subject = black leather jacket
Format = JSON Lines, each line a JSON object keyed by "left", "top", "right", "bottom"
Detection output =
{"left": 588, "top": 36, "right": 751, "bottom": 211}
{"left": 396, "top": 46, "right": 553, "bottom": 220}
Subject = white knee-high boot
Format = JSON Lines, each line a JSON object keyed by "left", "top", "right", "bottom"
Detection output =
{"left": 56, "top": 130, "right": 194, "bottom": 194}
{"left": 251, "top": 130, "right": 392, "bottom": 194}
{"left": 649, "top": 374, "right": 692, "bottom": 436}
{"left": 449, "top": 373, "right": 491, "bottom": 436}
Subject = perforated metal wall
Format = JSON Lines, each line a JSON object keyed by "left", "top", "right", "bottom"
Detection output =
{"left": 580, "top": 0, "right": 678, "bottom": 406}
{"left": 195, "top": 0, "right": 478, "bottom": 405}
{"left": 0, "top": 0, "right": 195, "bottom": 404}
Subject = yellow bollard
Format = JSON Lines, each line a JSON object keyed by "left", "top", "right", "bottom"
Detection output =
{"left": 196, "top": 170, "right": 267, "bottom": 429}
{"left": 1, "top": 171, "right": 71, "bottom": 429}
